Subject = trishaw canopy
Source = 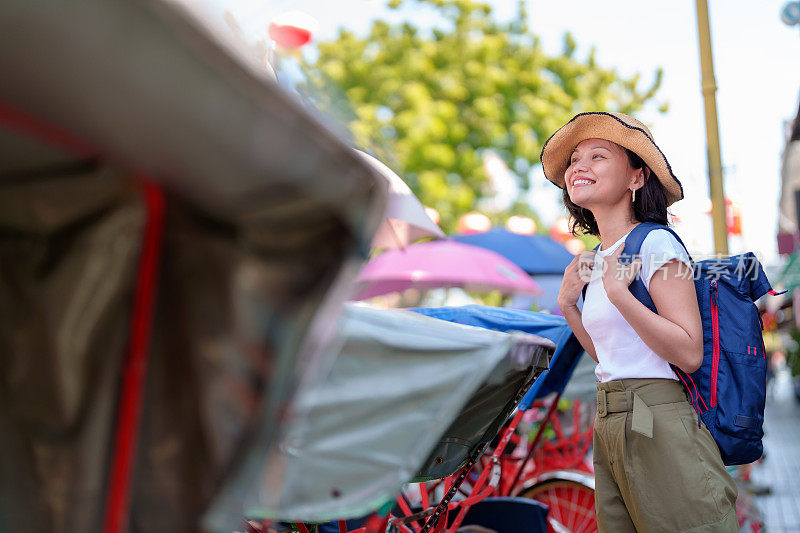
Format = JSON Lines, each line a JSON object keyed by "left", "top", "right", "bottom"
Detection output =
{"left": 246, "top": 304, "right": 553, "bottom": 523}
{"left": 0, "top": 1, "right": 386, "bottom": 532}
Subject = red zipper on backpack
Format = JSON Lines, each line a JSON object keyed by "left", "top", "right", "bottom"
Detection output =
{"left": 710, "top": 280, "right": 720, "bottom": 407}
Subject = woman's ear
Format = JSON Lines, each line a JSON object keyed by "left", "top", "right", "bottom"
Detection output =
{"left": 634, "top": 167, "right": 649, "bottom": 188}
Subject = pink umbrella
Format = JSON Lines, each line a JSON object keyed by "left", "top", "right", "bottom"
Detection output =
{"left": 353, "top": 239, "right": 542, "bottom": 300}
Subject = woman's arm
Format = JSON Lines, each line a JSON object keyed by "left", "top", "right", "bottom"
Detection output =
{"left": 560, "top": 304, "right": 598, "bottom": 362}
{"left": 557, "top": 251, "right": 599, "bottom": 362}
{"left": 606, "top": 259, "right": 703, "bottom": 373}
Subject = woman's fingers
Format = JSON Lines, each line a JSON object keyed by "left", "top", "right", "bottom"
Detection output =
{"left": 576, "top": 251, "right": 596, "bottom": 282}
{"left": 605, "top": 245, "right": 642, "bottom": 285}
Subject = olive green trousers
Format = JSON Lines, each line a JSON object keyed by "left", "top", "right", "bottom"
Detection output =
{"left": 593, "top": 378, "right": 739, "bottom": 532}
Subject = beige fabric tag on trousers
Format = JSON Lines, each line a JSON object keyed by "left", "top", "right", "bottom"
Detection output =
{"left": 631, "top": 392, "right": 654, "bottom": 438}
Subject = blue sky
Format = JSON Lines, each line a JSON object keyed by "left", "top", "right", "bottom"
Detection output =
{"left": 201, "top": 0, "right": 800, "bottom": 266}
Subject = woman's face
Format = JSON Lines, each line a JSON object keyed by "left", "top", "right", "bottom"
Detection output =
{"left": 565, "top": 138, "right": 639, "bottom": 208}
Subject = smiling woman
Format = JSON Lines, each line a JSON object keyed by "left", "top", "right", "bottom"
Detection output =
{"left": 563, "top": 141, "right": 670, "bottom": 238}
{"left": 542, "top": 112, "right": 739, "bottom": 532}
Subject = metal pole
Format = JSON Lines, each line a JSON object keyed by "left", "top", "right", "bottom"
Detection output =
{"left": 506, "top": 392, "right": 562, "bottom": 495}
{"left": 696, "top": 0, "right": 729, "bottom": 255}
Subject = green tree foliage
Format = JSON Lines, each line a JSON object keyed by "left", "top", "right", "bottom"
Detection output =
{"left": 300, "top": 0, "right": 665, "bottom": 232}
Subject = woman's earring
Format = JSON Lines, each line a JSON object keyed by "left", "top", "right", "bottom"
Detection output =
{"left": 631, "top": 188, "right": 636, "bottom": 203}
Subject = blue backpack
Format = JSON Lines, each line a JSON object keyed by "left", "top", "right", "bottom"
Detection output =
{"left": 581, "top": 221, "right": 785, "bottom": 465}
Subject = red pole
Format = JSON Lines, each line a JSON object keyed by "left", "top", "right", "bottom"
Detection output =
{"left": 102, "top": 182, "right": 166, "bottom": 533}
{"left": 0, "top": 99, "right": 165, "bottom": 533}
{"left": 506, "top": 393, "right": 562, "bottom": 495}
{"left": 0, "top": 100, "right": 96, "bottom": 157}
{"left": 447, "top": 408, "right": 527, "bottom": 532}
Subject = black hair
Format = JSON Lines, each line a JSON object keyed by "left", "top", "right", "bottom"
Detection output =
{"left": 562, "top": 148, "right": 669, "bottom": 237}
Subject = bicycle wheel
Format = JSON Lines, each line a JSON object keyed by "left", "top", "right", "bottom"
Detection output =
{"left": 519, "top": 479, "right": 597, "bottom": 533}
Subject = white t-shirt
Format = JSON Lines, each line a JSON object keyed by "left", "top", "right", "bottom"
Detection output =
{"left": 581, "top": 227, "right": 693, "bottom": 382}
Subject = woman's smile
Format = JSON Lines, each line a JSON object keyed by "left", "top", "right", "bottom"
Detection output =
{"left": 573, "top": 177, "right": 596, "bottom": 187}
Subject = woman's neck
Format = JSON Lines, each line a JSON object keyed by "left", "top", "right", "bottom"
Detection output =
{"left": 593, "top": 206, "right": 639, "bottom": 251}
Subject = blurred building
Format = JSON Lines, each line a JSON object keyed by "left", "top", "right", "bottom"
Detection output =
{"left": 777, "top": 96, "right": 800, "bottom": 255}
{"left": 770, "top": 95, "right": 800, "bottom": 335}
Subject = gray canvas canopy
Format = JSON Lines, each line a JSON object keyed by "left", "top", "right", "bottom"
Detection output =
{"left": 240, "top": 304, "right": 553, "bottom": 524}
{"left": 0, "top": 1, "right": 386, "bottom": 532}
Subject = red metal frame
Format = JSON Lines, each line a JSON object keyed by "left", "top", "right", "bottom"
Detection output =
{"left": 102, "top": 182, "right": 165, "bottom": 533}
{"left": 502, "top": 396, "right": 595, "bottom": 494}
{"left": 290, "top": 394, "right": 596, "bottom": 533}
{"left": 0, "top": 100, "right": 96, "bottom": 157}
{"left": 506, "top": 392, "right": 563, "bottom": 494}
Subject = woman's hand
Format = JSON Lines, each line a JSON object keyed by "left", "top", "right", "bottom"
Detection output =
{"left": 602, "top": 245, "right": 642, "bottom": 302}
{"left": 557, "top": 250, "right": 597, "bottom": 311}
{"left": 557, "top": 250, "right": 600, "bottom": 362}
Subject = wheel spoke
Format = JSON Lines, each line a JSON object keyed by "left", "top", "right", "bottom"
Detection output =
{"left": 521, "top": 480, "right": 596, "bottom": 533}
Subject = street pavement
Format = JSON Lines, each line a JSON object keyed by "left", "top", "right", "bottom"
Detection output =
{"left": 750, "top": 367, "right": 800, "bottom": 532}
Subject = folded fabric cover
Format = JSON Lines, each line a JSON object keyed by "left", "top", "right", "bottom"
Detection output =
{"left": 248, "top": 304, "right": 553, "bottom": 522}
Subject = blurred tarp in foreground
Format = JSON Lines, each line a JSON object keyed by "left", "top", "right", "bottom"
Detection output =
{"left": 0, "top": 0, "right": 386, "bottom": 531}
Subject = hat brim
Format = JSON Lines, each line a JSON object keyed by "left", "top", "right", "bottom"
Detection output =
{"left": 540, "top": 112, "right": 683, "bottom": 206}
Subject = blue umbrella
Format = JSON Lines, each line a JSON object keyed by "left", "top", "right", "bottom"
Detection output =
{"left": 452, "top": 229, "right": 574, "bottom": 275}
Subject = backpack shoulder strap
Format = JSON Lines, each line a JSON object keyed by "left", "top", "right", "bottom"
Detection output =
{"left": 618, "top": 221, "right": 693, "bottom": 262}
{"left": 622, "top": 222, "right": 693, "bottom": 313}
{"left": 579, "top": 222, "right": 691, "bottom": 312}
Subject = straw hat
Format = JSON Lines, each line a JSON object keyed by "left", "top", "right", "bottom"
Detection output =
{"left": 540, "top": 112, "right": 684, "bottom": 206}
